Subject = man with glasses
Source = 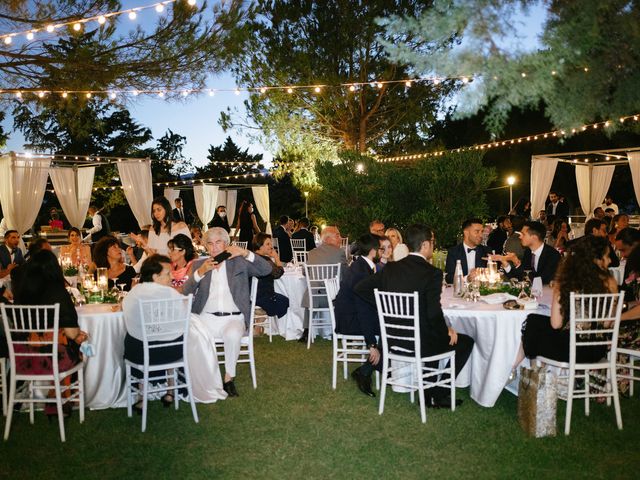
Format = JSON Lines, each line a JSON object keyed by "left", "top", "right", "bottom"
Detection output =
{"left": 182, "top": 227, "right": 272, "bottom": 397}
{"left": 355, "top": 224, "right": 472, "bottom": 408}
{"left": 369, "top": 219, "right": 385, "bottom": 236}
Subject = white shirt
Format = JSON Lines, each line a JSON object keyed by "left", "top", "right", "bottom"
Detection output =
{"left": 193, "top": 252, "right": 256, "bottom": 314}
{"left": 123, "top": 282, "right": 185, "bottom": 341}
{"left": 463, "top": 242, "right": 477, "bottom": 271}
{"left": 601, "top": 202, "right": 619, "bottom": 214}
{"left": 529, "top": 243, "right": 544, "bottom": 272}
{"left": 550, "top": 201, "right": 559, "bottom": 215}
{"left": 83, "top": 213, "right": 102, "bottom": 241}
{"left": 361, "top": 255, "right": 376, "bottom": 272}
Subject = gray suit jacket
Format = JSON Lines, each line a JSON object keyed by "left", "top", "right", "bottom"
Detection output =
{"left": 307, "top": 244, "right": 348, "bottom": 279}
{"left": 183, "top": 254, "right": 272, "bottom": 327}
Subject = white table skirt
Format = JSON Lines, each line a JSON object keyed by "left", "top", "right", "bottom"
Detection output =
{"left": 273, "top": 272, "right": 307, "bottom": 340}
{"left": 77, "top": 304, "right": 128, "bottom": 409}
{"left": 442, "top": 287, "right": 553, "bottom": 407}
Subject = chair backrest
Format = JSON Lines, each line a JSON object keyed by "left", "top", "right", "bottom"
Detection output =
{"left": 291, "top": 238, "right": 306, "bottom": 251}
{"left": 294, "top": 251, "right": 308, "bottom": 264}
{"left": 232, "top": 241, "right": 248, "bottom": 250}
{"left": 340, "top": 237, "right": 349, "bottom": 248}
{"left": 1, "top": 304, "right": 60, "bottom": 375}
{"left": 568, "top": 292, "right": 624, "bottom": 364}
{"left": 324, "top": 278, "right": 340, "bottom": 331}
{"left": 304, "top": 263, "right": 341, "bottom": 307}
{"left": 247, "top": 277, "right": 259, "bottom": 338}
{"left": 373, "top": 289, "right": 421, "bottom": 360}
{"left": 138, "top": 295, "right": 193, "bottom": 352}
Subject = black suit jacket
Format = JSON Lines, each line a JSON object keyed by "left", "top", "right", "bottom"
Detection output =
{"left": 507, "top": 243, "right": 561, "bottom": 285}
{"left": 355, "top": 254, "right": 450, "bottom": 356}
{"left": 172, "top": 207, "right": 193, "bottom": 225}
{"left": 546, "top": 201, "right": 569, "bottom": 218}
{"left": 292, "top": 229, "right": 316, "bottom": 251}
{"left": 334, "top": 256, "right": 378, "bottom": 345}
{"left": 0, "top": 244, "right": 24, "bottom": 269}
{"left": 273, "top": 225, "right": 293, "bottom": 263}
{"left": 444, "top": 243, "right": 490, "bottom": 283}
{"left": 486, "top": 228, "right": 508, "bottom": 254}
{"left": 210, "top": 214, "right": 230, "bottom": 233}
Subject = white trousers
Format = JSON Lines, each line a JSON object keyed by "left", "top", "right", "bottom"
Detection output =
{"left": 200, "top": 313, "right": 245, "bottom": 378}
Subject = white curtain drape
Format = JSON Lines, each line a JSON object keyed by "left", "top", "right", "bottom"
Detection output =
{"left": 628, "top": 152, "right": 640, "bottom": 207}
{"left": 575, "top": 165, "right": 615, "bottom": 218}
{"left": 194, "top": 184, "right": 219, "bottom": 231}
{"left": 217, "top": 189, "right": 238, "bottom": 227}
{"left": 164, "top": 188, "right": 180, "bottom": 207}
{"left": 0, "top": 154, "right": 51, "bottom": 235}
{"left": 251, "top": 185, "right": 271, "bottom": 234}
{"left": 530, "top": 156, "right": 559, "bottom": 217}
{"left": 117, "top": 160, "right": 153, "bottom": 228}
{"left": 49, "top": 166, "right": 95, "bottom": 229}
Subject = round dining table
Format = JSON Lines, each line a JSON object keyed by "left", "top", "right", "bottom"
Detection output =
{"left": 442, "top": 287, "right": 553, "bottom": 407}
{"left": 272, "top": 266, "right": 308, "bottom": 340}
{"left": 76, "top": 303, "right": 128, "bottom": 409}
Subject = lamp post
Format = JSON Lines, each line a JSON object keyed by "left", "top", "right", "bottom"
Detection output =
{"left": 304, "top": 191, "right": 309, "bottom": 218}
{"left": 507, "top": 176, "right": 516, "bottom": 212}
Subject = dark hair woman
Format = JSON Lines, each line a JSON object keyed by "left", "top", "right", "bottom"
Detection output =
{"left": 129, "top": 196, "right": 191, "bottom": 260}
{"left": 59, "top": 227, "right": 92, "bottom": 265}
{"left": 549, "top": 218, "right": 571, "bottom": 252}
{"left": 513, "top": 236, "right": 618, "bottom": 371}
{"left": 234, "top": 200, "right": 260, "bottom": 245}
{"left": 92, "top": 236, "right": 136, "bottom": 291}
{"left": 252, "top": 232, "right": 289, "bottom": 318}
{"left": 167, "top": 233, "right": 197, "bottom": 291}
{"left": 12, "top": 249, "right": 87, "bottom": 417}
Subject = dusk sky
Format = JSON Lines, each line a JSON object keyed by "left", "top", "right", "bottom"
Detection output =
{"left": 1, "top": 1, "right": 546, "bottom": 170}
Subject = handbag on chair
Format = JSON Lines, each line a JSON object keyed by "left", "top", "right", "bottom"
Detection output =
{"left": 517, "top": 365, "right": 558, "bottom": 437}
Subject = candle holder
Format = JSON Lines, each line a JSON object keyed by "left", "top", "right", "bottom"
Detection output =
{"left": 96, "top": 267, "right": 109, "bottom": 294}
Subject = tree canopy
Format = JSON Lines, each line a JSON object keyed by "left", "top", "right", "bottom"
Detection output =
{"left": 195, "top": 136, "right": 264, "bottom": 182}
{"left": 381, "top": 0, "right": 640, "bottom": 134}
{"left": 222, "top": 0, "right": 458, "bottom": 187}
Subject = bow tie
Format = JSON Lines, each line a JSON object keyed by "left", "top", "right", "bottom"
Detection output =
{"left": 467, "top": 247, "right": 477, "bottom": 253}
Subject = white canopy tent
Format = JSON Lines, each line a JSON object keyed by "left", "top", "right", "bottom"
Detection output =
{"left": 530, "top": 147, "right": 640, "bottom": 217}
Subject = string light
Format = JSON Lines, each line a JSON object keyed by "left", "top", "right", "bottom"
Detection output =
{"left": 373, "top": 113, "right": 640, "bottom": 164}
{"left": 0, "top": 1, "right": 184, "bottom": 43}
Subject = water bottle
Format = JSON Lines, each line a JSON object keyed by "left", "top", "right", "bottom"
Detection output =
{"left": 453, "top": 259, "right": 464, "bottom": 297}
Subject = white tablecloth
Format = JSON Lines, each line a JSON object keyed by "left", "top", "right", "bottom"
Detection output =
{"left": 273, "top": 271, "right": 307, "bottom": 340}
{"left": 442, "top": 287, "right": 553, "bottom": 407}
{"left": 77, "top": 304, "right": 128, "bottom": 409}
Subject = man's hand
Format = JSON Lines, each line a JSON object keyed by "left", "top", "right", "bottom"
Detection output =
{"left": 368, "top": 346, "right": 380, "bottom": 366}
{"left": 448, "top": 327, "right": 458, "bottom": 346}
{"left": 197, "top": 257, "right": 219, "bottom": 276}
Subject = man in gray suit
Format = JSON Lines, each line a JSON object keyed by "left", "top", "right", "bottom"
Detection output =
{"left": 182, "top": 227, "right": 272, "bottom": 397}
{"left": 299, "top": 226, "right": 348, "bottom": 342}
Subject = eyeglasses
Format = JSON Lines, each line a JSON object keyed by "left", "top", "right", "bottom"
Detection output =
{"left": 168, "top": 247, "right": 184, "bottom": 252}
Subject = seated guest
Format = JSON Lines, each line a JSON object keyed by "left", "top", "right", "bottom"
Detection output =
{"left": 190, "top": 226, "right": 204, "bottom": 248}
{"left": 445, "top": 218, "right": 490, "bottom": 284}
{"left": 355, "top": 224, "right": 473, "bottom": 408}
{"left": 291, "top": 217, "right": 316, "bottom": 251}
{"left": 486, "top": 215, "right": 512, "bottom": 254}
{"left": 548, "top": 218, "right": 571, "bottom": 252}
{"left": 92, "top": 236, "right": 136, "bottom": 291}
{"left": 168, "top": 233, "right": 197, "bottom": 291}
{"left": 376, "top": 236, "right": 393, "bottom": 271}
{"left": 503, "top": 216, "right": 526, "bottom": 262}
{"left": 0, "top": 230, "right": 24, "bottom": 279}
{"left": 593, "top": 207, "right": 605, "bottom": 220}
{"left": 615, "top": 228, "right": 640, "bottom": 302}
{"left": 12, "top": 250, "right": 87, "bottom": 417}
{"left": 369, "top": 219, "right": 385, "bottom": 236}
{"left": 582, "top": 218, "right": 620, "bottom": 267}
{"left": 210, "top": 205, "right": 230, "bottom": 233}
{"left": 9, "top": 238, "right": 52, "bottom": 295}
{"left": 512, "top": 198, "right": 531, "bottom": 219}
{"left": 513, "top": 236, "right": 617, "bottom": 370}
{"left": 493, "top": 221, "right": 561, "bottom": 285}
{"left": 334, "top": 234, "right": 382, "bottom": 397}
{"left": 536, "top": 210, "right": 548, "bottom": 227}
{"left": 273, "top": 215, "right": 293, "bottom": 263}
{"left": 385, "top": 227, "right": 409, "bottom": 261}
{"left": 60, "top": 227, "right": 92, "bottom": 266}
{"left": 253, "top": 233, "right": 289, "bottom": 318}
{"left": 609, "top": 214, "right": 630, "bottom": 245}
{"left": 123, "top": 254, "right": 187, "bottom": 411}
{"left": 182, "top": 227, "right": 272, "bottom": 397}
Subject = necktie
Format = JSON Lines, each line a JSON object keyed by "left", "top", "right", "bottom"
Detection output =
{"left": 530, "top": 252, "right": 536, "bottom": 272}
{"left": 180, "top": 209, "right": 184, "bottom": 221}
{"left": 467, "top": 247, "right": 477, "bottom": 253}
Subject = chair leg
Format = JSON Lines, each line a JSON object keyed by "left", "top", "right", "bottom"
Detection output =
{"left": 172, "top": 369, "right": 179, "bottom": 410}
{"left": 585, "top": 369, "right": 590, "bottom": 416}
{"left": 611, "top": 366, "right": 623, "bottom": 430}
{"left": 450, "top": 355, "right": 456, "bottom": 412}
{"left": 268, "top": 317, "right": 273, "bottom": 343}
{"left": 126, "top": 364, "right": 133, "bottom": 418}
{"left": 307, "top": 311, "right": 313, "bottom": 349}
{"left": 331, "top": 340, "right": 338, "bottom": 390}
{"left": 1, "top": 360, "right": 6, "bottom": 417}
{"left": 183, "top": 366, "right": 199, "bottom": 424}
{"left": 54, "top": 379, "right": 66, "bottom": 442}
{"left": 631, "top": 357, "right": 636, "bottom": 397}
{"left": 141, "top": 373, "right": 149, "bottom": 433}
{"left": 79, "top": 368, "right": 85, "bottom": 424}
{"left": 409, "top": 364, "right": 415, "bottom": 404}
{"left": 378, "top": 362, "right": 388, "bottom": 416}
{"left": 249, "top": 342, "right": 257, "bottom": 389}
{"left": 4, "top": 375, "right": 16, "bottom": 440}
{"left": 565, "top": 370, "right": 575, "bottom": 435}
{"left": 417, "top": 363, "right": 426, "bottom": 424}
{"left": 28, "top": 382, "right": 34, "bottom": 425}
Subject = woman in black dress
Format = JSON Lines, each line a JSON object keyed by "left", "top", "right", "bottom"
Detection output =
{"left": 253, "top": 232, "right": 289, "bottom": 318}
{"left": 519, "top": 235, "right": 617, "bottom": 365}
{"left": 234, "top": 200, "right": 260, "bottom": 244}
{"left": 92, "top": 236, "right": 136, "bottom": 290}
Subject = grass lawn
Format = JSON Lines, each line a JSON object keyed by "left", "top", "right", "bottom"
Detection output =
{"left": 1, "top": 336, "right": 639, "bottom": 479}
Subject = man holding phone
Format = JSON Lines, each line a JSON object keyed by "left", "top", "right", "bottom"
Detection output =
{"left": 182, "top": 227, "right": 272, "bottom": 397}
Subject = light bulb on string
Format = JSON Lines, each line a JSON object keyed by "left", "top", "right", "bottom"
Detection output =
{"left": 287, "top": 87, "right": 294, "bottom": 93}
{"left": 348, "top": 85, "right": 356, "bottom": 92}
{"left": 155, "top": 4, "right": 165, "bottom": 12}
{"left": 314, "top": 86, "right": 321, "bottom": 93}
{"left": 98, "top": 15, "right": 106, "bottom": 24}
{"left": 208, "top": 90, "right": 214, "bottom": 96}
{"left": 73, "top": 23, "right": 82, "bottom": 31}
{"left": 38, "top": 91, "right": 45, "bottom": 98}
{"left": 259, "top": 87, "right": 267, "bottom": 94}
{"left": 46, "top": 25, "right": 55, "bottom": 33}
{"left": 405, "top": 80, "right": 412, "bottom": 87}
{"left": 26, "top": 32, "right": 34, "bottom": 40}
{"left": 234, "top": 88, "right": 240, "bottom": 95}
{"left": 62, "top": 92, "right": 68, "bottom": 98}
{"left": 188, "top": 0, "right": 197, "bottom": 5}
{"left": 109, "top": 92, "right": 117, "bottom": 100}
{"left": 129, "top": 11, "right": 137, "bottom": 20}
{"left": 3, "top": 36, "right": 12, "bottom": 45}
{"left": 376, "top": 82, "right": 383, "bottom": 89}
{"left": 86, "top": 92, "right": 92, "bottom": 98}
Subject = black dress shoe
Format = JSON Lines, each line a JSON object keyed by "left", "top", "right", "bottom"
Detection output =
{"left": 223, "top": 380, "right": 239, "bottom": 397}
{"left": 351, "top": 368, "right": 375, "bottom": 397}
{"left": 298, "top": 328, "right": 309, "bottom": 343}
{"left": 427, "top": 394, "right": 463, "bottom": 409}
